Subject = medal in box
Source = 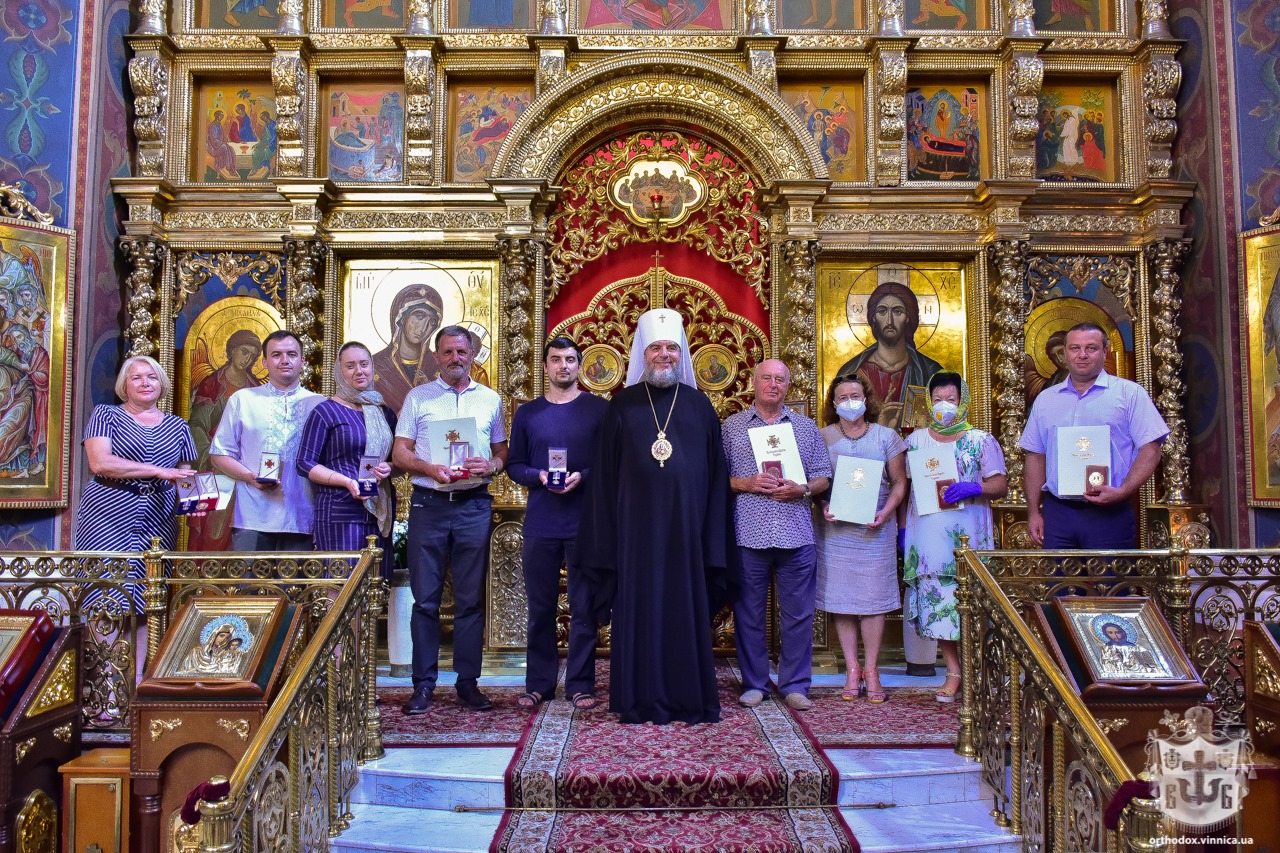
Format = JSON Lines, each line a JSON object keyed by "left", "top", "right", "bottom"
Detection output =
{"left": 449, "top": 441, "right": 472, "bottom": 478}
{"left": 357, "top": 455, "right": 382, "bottom": 497}
{"left": 256, "top": 451, "right": 281, "bottom": 484}
{"left": 176, "top": 472, "right": 223, "bottom": 515}
{"left": 548, "top": 446, "right": 568, "bottom": 489}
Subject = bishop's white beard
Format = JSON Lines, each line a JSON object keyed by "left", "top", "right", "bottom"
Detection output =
{"left": 642, "top": 365, "right": 678, "bottom": 388}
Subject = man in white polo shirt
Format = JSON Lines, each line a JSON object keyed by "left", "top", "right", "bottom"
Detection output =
{"left": 392, "top": 325, "right": 507, "bottom": 714}
{"left": 211, "top": 330, "right": 322, "bottom": 551}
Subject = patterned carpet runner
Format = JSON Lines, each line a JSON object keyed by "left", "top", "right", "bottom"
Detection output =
{"left": 491, "top": 666, "right": 858, "bottom": 853}
{"left": 380, "top": 687, "right": 530, "bottom": 747}
{"left": 795, "top": 687, "right": 959, "bottom": 748}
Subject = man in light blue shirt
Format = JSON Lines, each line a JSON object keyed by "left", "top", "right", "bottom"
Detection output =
{"left": 1018, "top": 323, "right": 1168, "bottom": 549}
{"left": 392, "top": 326, "right": 507, "bottom": 714}
{"left": 211, "top": 330, "right": 322, "bottom": 551}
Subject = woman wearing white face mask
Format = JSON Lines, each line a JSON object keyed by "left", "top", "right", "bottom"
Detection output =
{"left": 902, "top": 371, "right": 1007, "bottom": 702}
{"left": 815, "top": 372, "right": 908, "bottom": 703}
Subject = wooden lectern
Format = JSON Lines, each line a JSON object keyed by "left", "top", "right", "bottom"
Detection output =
{"left": 130, "top": 596, "right": 304, "bottom": 853}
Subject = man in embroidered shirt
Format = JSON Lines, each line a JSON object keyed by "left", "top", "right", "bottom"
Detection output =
{"left": 392, "top": 326, "right": 507, "bottom": 714}
{"left": 1018, "top": 322, "right": 1168, "bottom": 549}
{"left": 211, "top": 330, "right": 323, "bottom": 551}
{"left": 577, "top": 308, "right": 731, "bottom": 725}
{"left": 722, "top": 359, "right": 831, "bottom": 711}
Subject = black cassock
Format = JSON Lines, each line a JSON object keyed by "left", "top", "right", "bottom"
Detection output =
{"left": 578, "top": 380, "right": 731, "bottom": 725}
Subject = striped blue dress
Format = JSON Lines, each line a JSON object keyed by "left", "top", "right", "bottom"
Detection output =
{"left": 73, "top": 405, "right": 196, "bottom": 610}
{"left": 295, "top": 400, "right": 396, "bottom": 577}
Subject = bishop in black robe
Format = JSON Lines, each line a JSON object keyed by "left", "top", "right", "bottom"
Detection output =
{"left": 578, "top": 378, "right": 731, "bottom": 725}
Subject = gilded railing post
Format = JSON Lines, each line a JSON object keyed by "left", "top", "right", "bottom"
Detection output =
{"left": 143, "top": 536, "right": 168, "bottom": 671}
{"left": 327, "top": 654, "right": 344, "bottom": 835}
{"left": 988, "top": 240, "right": 1030, "bottom": 503}
{"left": 499, "top": 237, "right": 538, "bottom": 404}
{"left": 1052, "top": 722, "right": 1065, "bottom": 853}
{"left": 955, "top": 538, "right": 977, "bottom": 758}
{"left": 1159, "top": 543, "right": 1193, "bottom": 650}
{"left": 1121, "top": 773, "right": 1168, "bottom": 852}
{"left": 781, "top": 240, "right": 819, "bottom": 408}
{"left": 284, "top": 238, "right": 326, "bottom": 390}
{"left": 196, "top": 781, "right": 234, "bottom": 853}
{"left": 1008, "top": 655, "right": 1022, "bottom": 835}
{"left": 121, "top": 237, "right": 167, "bottom": 359}
{"left": 364, "top": 543, "right": 387, "bottom": 761}
{"left": 1145, "top": 239, "right": 1191, "bottom": 504}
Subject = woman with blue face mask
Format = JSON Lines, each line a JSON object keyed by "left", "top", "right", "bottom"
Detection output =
{"left": 814, "top": 372, "right": 908, "bottom": 703}
{"left": 902, "top": 371, "right": 1007, "bottom": 703}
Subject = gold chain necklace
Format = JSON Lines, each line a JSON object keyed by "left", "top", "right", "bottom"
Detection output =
{"left": 644, "top": 381, "right": 679, "bottom": 467}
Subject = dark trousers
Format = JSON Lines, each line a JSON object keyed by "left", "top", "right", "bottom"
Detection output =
{"left": 522, "top": 535, "right": 597, "bottom": 697}
{"left": 732, "top": 544, "right": 817, "bottom": 696}
{"left": 1042, "top": 493, "right": 1138, "bottom": 550}
{"left": 407, "top": 490, "right": 493, "bottom": 690}
{"left": 231, "top": 528, "right": 314, "bottom": 552}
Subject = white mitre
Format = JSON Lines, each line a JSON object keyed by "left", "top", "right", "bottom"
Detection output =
{"left": 625, "top": 308, "right": 697, "bottom": 387}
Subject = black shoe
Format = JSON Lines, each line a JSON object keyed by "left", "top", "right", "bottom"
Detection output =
{"left": 401, "top": 687, "right": 433, "bottom": 715}
{"left": 905, "top": 663, "right": 938, "bottom": 677}
{"left": 455, "top": 683, "right": 493, "bottom": 711}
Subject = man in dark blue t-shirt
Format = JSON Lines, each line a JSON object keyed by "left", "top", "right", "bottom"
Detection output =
{"left": 506, "top": 336, "right": 608, "bottom": 710}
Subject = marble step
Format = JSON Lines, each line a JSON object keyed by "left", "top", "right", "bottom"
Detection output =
{"left": 840, "top": 799, "right": 1020, "bottom": 853}
{"left": 351, "top": 748, "right": 512, "bottom": 811}
{"left": 828, "top": 748, "right": 985, "bottom": 807}
{"left": 333, "top": 803, "right": 502, "bottom": 853}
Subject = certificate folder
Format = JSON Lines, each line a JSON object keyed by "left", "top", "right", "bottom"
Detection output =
{"left": 908, "top": 446, "right": 961, "bottom": 516}
{"left": 748, "top": 421, "right": 805, "bottom": 484}
{"left": 1055, "top": 425, "right": 1111, "bottom": 498}
{"left": 828, "top": 455, "right": 884, "bottom": 525}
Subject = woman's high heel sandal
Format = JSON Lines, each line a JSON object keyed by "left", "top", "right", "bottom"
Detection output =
{"left": 935, "top": 671, "right": 962, "bottom": 703}
{"left": 840, "top": 665, "right": 863, "bottom": 701}
{"left": 864, "top": 667, "right": 887, "bottom": 704}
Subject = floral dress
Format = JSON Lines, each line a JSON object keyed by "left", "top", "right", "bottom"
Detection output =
{"left": 903, "top": 428, "right": 1005, "bottom": 641}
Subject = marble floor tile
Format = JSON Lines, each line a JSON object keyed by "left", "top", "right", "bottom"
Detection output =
{"left": 362, "top": 747, "right": 513, "bottom": 781}
{"left": 335, "top": 804, "right": 501, "bottom": 853}
{"left": 840, "top": 799, "right": 1019, "bottom": 853}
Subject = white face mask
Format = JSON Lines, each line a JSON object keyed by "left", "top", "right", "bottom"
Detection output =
{"left": 837, "top": 399, "right": 866, "bottom": 420}
{"left": 933, "top": 400, "right": 959, "bottom": 425}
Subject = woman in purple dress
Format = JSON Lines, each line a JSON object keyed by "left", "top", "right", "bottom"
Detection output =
{"left": 296, "top": 342, "right": 396, "bottom": 576}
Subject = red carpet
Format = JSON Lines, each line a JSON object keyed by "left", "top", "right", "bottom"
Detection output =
{"left": 794, "top": 687, "right": 959, "bottom": 748}
{"left": 379, "top": 687, "right": 531, "bottom": 747}
{"left": 491, "top": 666, "right": 858, "bottom": 852}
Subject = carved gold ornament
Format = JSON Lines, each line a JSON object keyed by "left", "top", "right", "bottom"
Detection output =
{"left": 27, "top": 652, "right": 75, "bottom": 717}
{"left": 52, "top": 723, "right": 72, "bottom": 743}
{"left": 14, "top": 737, "right": 35, "bottom": 763}
{"left": 1095, "top": 718, "right": 1129, "bottom": 736}
{"left": 1255, "top": 647, "right": 1280, "bottom": 701}
{"left": 218, "top": 718, "right": 252, "bottom": 741}
{"left": 15, "top": 790, "right": 56, "bottom": 853}
{"left": 150, "top": 718, "right": 184, "bottom": 741}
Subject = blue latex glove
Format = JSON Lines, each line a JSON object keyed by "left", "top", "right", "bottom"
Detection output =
{"left": 897, "top": 527, "right": 906, "bottom": 552}
{"left": 943, "top": 481, "right": 983, "bottom": 504}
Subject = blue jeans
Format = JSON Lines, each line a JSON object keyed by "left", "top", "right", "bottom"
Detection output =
{"left": 407, "top": 489, "right": 493, "bottom": 690}
{"left": 732, "top": 544, "right": 817, "bottom": 696}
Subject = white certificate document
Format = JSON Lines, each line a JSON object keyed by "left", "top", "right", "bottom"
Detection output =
{"left": 424, "top": 417, "right": 480, "bottom": 465}
{"left": 828, "top": 455, "right": 884, "bottom": 525}
{"left": 1055, "top": 425, "right": 1111, "bottom": 497}
{"left": 908, "top": 446, "right": 962, "bottom": 516}
{"left": 748, "top": 421, "right": 806, "bottom": 484}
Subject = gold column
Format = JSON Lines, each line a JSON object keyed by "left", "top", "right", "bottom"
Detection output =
{"left": 125, "top": 41, "right": 171, "bottom": 179}
{"left": 284, "top": 239, "right": 326, "bottom": 390}
{"left": 872, "top": 40, "right": 910, "bottom": 187}
{"left": 121, "top": 236, "right": 166, "bottom": 360}
{"left": 499, "top": 237, "right": 538, "bottom": 404}
{"left": 988, "top": 240, "right": 1030, "bottom": 504}
{"left": 1139, "top": 0, "right": 1174, "bottom": 40}
{"left": 539, "top": 0, "right": 568, "bottom": 36}
{"left": 267, "top": 38, "right": 310, "bottom": 178}
{"left": 781, "top": 240, "right": 820, "bottom": 408}
{"left": 1141, "top": 47, "right": 1180, "bottom": 181}
{"left": 407, "top": 0, "right": 435, "bottom": 35}
{"left": 401, "top": 37, "right": 439, "bottom": 182}
{"left": 1005, "top": 47, "right": 1045, "bottom": 180}
{"left": 1145, "top": 238, "right": 1190, "bottom": 504}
